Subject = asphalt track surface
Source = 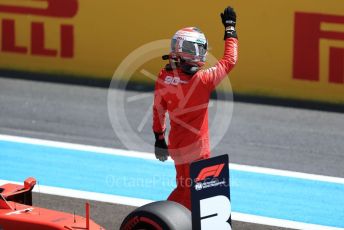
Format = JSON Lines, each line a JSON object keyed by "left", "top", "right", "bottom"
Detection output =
{"left": 1, "top": 77, "right": 344, "bottom": 229}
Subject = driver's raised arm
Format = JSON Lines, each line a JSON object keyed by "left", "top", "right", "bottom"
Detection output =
{"left": 198, "top": 7, "right": 239, "bottom": 90}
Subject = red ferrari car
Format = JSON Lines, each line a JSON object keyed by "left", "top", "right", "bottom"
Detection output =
{"left": 0, "top": 178, "right": 105, "bottom": 230}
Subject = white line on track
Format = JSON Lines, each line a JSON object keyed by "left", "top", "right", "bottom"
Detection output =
{"left": 232, "top": 212, "right": 344, "bottom": 230}
{"left": 0, "top": 179, "right": 342, "bottom": 230}
{"left": 0, "top": 179, "right": 153, "bottom": 208}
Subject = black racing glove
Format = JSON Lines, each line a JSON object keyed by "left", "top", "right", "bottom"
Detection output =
{"left": 221, "top": 6, "right": 238, "bottom": 40}
{"left": 154, "top": 131, "right": 169, "bottom": 162}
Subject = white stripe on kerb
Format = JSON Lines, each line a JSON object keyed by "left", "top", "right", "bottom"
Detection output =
{"left": 0, "top": 179, "right": 153, "bottom": 207}
{"left": 232, "top": 212, "right": 344, "bottom": 230}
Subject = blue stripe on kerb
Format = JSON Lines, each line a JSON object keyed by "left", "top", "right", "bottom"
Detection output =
{"left": 0, "top": 140, "right": 343, "bottom": 228}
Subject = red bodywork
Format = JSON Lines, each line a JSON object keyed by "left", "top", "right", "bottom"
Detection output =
{"left": 0, "top": 178, "right": 105, "bottom": 230}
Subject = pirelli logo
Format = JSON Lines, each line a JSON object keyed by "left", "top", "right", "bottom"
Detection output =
{"left": 293, "top": 12, "right": 344, "bottom": 84}
{"left": 0, "top": 0, "right": 78, "bottom": 58}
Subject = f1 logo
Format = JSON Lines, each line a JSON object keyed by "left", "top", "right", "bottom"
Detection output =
{"left": 0, "top": 0, "right": 78, "bottom": 58}
{"left": 196, "top": 163, "right": 224, "bottom": 182}
{"left": 293, "top": 12, "right": 344, "bottom": 84}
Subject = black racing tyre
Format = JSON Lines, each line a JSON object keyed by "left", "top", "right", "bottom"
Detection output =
{"left": 120, "top": 201, "right": 191, "bottom": 230}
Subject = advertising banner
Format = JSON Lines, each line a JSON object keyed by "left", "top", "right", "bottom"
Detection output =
{"left": 0, "top": 0, "right": 343, "bottom": 103}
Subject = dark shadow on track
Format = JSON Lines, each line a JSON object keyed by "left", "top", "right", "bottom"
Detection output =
{"left": 1, "top": 69, "right": 343, "bottom": 114}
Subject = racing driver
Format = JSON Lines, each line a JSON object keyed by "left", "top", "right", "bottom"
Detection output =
{"left": 152, "top": 6, "right": 239, "bottom": 210}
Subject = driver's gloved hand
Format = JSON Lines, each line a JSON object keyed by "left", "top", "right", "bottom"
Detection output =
{"left": 154, "top": 131, "right": 169, "bottom": 162}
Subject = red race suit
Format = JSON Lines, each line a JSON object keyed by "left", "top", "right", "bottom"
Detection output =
{"left": 152, "top": 37, "right": 238, "bottom": 209}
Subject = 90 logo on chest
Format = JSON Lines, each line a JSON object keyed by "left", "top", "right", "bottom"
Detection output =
{"left": 164, "top": 76, "right": 188, "bottom": 85}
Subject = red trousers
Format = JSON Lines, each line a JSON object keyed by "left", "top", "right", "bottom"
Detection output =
{"left": 167, "top": 156, "right": 208, "bottom": 210}
{"left": 167, "top": 162, "right": 192, "bottom": 210}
